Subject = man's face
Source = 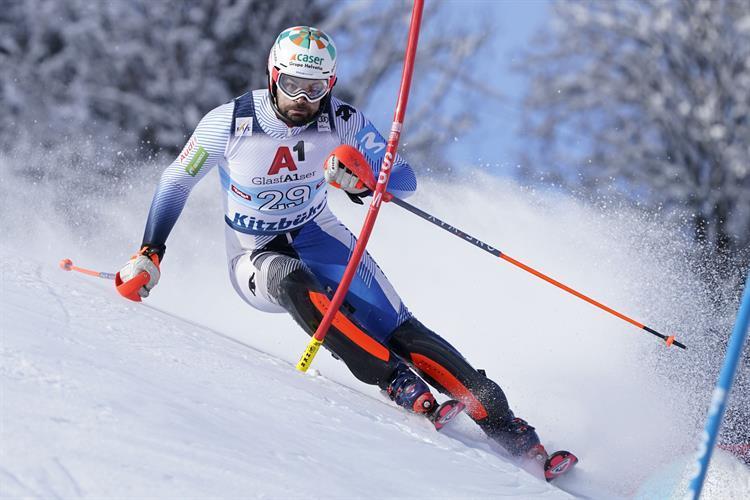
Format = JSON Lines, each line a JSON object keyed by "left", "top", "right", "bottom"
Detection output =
{"left": 276, "top": 92, "right": 321, "bottom": 126}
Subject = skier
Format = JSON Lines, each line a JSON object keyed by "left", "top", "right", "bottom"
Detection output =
{"left": 117, "top": 25, "right": 570, "bottom": 477}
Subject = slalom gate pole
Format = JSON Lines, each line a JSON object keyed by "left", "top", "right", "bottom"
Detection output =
{"left": 59, "top": 258, "right": 116, "bottom": 280}
{"left": 686, "top": 271, "right": 750, "bottom": 499}
{"left": 296, "top": 0, "right": 425, "bottom": 372}
{"left": 389, "top": 196, "right": 687, "bottom": 349}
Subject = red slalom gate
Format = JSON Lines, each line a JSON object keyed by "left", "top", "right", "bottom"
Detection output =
{"left": 296, "top": 0, "right": 425, "bottom": 371}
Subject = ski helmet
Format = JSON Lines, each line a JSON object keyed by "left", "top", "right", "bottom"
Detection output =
{"left": 267, "top": 26, "right": 337, "bottom": 120}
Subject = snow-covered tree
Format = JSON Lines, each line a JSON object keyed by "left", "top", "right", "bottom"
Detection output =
{"left": 1, "top": 0, "right": 494, "bottom": 175}
{"left": 1, "top": 0, "right": 328, "bottom": 166}
{"left": 519, "top": 0, "right": 750, "bottom": 263}
{"left": 324, "top": 1, "right": 490, "bottom": 172}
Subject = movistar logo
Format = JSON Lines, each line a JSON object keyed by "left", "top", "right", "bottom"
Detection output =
{"left": 361, "top": 132, "right": 385, "bottom": 153}
{"left": 291, "top": 53, "right": 324, "bottom": 65}
{"left": 355, "top": 123, "right": 388, "bottom": 167}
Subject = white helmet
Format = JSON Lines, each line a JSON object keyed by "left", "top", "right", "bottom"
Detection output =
{"left": 267, "top": 26, "right": 338, "bottom": 114}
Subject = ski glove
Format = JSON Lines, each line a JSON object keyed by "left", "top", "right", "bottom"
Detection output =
{"left": 324, "top": 145, "right": 377, "bottom": 204}
{"left": 324, "top": 155, "right": 369, "bottom": 193}
{"left": 115, "top": 247, "right": 161, "bottom": 301}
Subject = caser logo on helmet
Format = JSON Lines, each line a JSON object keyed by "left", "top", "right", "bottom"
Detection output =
{"left": 289, "top": 60, "right": 323, "bottom": 71}
{"left": 291, "top": 54, "right": 325, "bottom": 65}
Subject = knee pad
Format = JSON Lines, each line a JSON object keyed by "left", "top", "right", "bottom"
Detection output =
{"left": 277, "top": 267, "right": 403, "bottom": 388}
{"left": 389, "top": 317, "right": 513, "bottom": 423}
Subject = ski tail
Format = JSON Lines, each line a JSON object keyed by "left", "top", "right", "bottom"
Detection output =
{"left": 428, "top": 399, "right": 465, "bottom": 431}
{"left": 544, "top": 450, "right": 578, "bottom": 482}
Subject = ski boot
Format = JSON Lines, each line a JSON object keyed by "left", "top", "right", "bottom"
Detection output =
{"left": 487, "top": 417, "right": 543, "bottom": 456}
{"left": 386, "top": 365, "right": 465, "bottom": 430}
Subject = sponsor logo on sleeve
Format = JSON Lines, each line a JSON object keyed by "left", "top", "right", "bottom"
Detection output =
{"left": 178, "top": 136, "right": 197, "bottom": 164}
{"left": 355, "top": 123, "right": 387, "bottom": 161}
{"left": 235, "top": 117, "right": 253, "bottom": 137}
{"left": 185, "top": 146, "right": 208, "bottom": 176}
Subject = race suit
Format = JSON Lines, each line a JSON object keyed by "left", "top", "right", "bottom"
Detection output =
{"left": 140, "top": 89, "right": 539, "bottom": 456}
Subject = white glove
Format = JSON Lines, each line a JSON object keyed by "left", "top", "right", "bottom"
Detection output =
{"left": 324, "top": 155, "right": 369, "bottom": 194}
{"left": 117, "top": 254, "right": 160, "bottom": 298}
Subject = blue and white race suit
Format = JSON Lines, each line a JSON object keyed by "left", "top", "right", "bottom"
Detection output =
{"left": 140, "top": 90, "right": 538, "bottom": 454}
{"left": 142, "top": 90, "right": 417, "bottom": 341}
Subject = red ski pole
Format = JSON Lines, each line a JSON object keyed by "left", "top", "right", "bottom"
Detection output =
{"left": 59, "top": 258, "right": 116, "bottom": 280}
{"left": 296, "top": 0, "right": 425, "bottom": 371}
{"left": 387, "top": 196, "right": 687, "bottom": 350}
{"left": 59, "top": 257, "right": 150, "bottom": 302}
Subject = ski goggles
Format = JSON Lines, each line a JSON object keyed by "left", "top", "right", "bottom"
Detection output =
{"left": 276, "top": 73, "right": 330, "bottom": 102}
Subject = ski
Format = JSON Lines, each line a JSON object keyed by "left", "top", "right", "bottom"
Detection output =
{"left": 427, "top": 399, "right": 465, "bottom": 431}
{"left": 527, "top": 444, "right": 578, "bottom": 482}
{"left": 544, "top": 450, "right": 578, "bottom": 482}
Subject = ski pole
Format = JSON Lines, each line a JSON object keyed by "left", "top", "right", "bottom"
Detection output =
{"left": 388, "top": 196, "right": 687, "bottom": 350}
{"left": 59, "top": 257, "right": 150, "bottom": 302}
{"left": 59, "top": 258, "right": 116, "bottom": 280}
{"left": 296, "top": 0, "right": 425, "bottom": 372}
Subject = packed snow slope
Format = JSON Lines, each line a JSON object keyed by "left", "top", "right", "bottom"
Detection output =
{"left": 2, "top": 257, "right": 575, "bottom": 499}
{"left": 2, "top": 168, "right": 749, "bottom": 498}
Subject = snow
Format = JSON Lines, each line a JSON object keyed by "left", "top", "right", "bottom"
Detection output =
{"left": 2, "top": 171, "right": 749, "bottom": 498}
{"left": 1, "top": 254, "right": 567, "bottom": 499}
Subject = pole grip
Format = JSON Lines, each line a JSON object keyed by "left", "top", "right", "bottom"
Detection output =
{"left": 115, "top": 271, "right": 150, "bottom": 302}
{"left": 296, "top": 337, "right": 323, "bottom": 372}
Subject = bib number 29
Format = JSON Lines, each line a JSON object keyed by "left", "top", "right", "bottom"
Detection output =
{"left": 257, "top": 185, "right": 311, "bottom": 211}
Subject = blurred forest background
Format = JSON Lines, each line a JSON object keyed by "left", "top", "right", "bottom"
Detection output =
{"left": 2, "top": 0, "right": 748, "bottom": 282}
{"left": 1, "top": 0, "right": 748, "bottom": 464}
{"left": 1, "top": 0, "right": 487, "bottom": 181}
{"left": 520, "top": 0, "right": 750, "bottom": 289}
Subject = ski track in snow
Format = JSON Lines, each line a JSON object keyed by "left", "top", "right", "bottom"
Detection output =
{"left": 2, "top": 174, "right": 749, "bottom": 499}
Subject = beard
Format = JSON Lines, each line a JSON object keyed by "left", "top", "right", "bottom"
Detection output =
{"left": 282, "top": 107, "right": 316, "bottom": 126}
{"left": 275, "top": 91, "right": 322, "bottom": 126}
